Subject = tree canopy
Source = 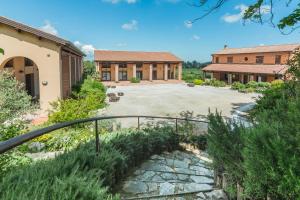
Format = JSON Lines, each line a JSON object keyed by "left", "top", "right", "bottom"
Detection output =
{"left": 191, "top": 0, "right": 300, "bottom": 34}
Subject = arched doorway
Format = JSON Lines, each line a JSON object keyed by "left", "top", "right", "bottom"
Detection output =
{"left": 0, "top": 56, "right": 40, "bottom": 101}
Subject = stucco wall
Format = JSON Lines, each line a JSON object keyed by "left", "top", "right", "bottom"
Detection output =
{"left": 0, "top": 25, "right": 61, "bottom": 110}
{"left": 213, "top": 52, "right": 291, "bottom": 65}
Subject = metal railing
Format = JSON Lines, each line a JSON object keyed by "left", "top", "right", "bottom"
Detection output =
{"left": 0, "top": 115, "right": 208, "bottom": 154}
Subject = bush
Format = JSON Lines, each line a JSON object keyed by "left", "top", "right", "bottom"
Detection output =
{"left": 49, "top": 78, "right": 106, "bottom": 123}
{"left": 257, "top": 81, "right": 271, "bottom": 88}
{"left": 0, "top": 70, "right": 35, "bottom": 175}
{"left": 204, "top": 79, "right": 226, "bottom": 87}
{"left": 231, "top": 81, "right": 245, "bottom": 90}
{"left": 193, "top": 79, "right": 203, "bottom": 85}
{"left": 245, "top": 80, "right": 259, "bottom": 88}
{"left": 182, "top": 68, "right": 204, "bottom": 83}
{"left": 130, "top": 77, "right": 140, "bottom": 83}
{"left": 207, "top": 112, "right": 245, "bottom": 197}
{"left": 0, "top": 126, "right": 180, "bottom": 199}
{"left": 271, "top": 79, "right": 284, "bottom": 88}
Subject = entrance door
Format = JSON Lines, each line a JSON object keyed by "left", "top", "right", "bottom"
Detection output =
{"left": 243, "top": 75, "right": 248, "bottom": 84}
{"left": 152, "top": 70, "right": 157, "bottom": 80}
{"left": 25, "top": 73, "right": 35, "bottom": 97}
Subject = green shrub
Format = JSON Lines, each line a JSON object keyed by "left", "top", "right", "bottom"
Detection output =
{"left": 246, "top": 81, "right": 259, "bottom": 88}
{"left": 130, "top": 77, "right": 140, "bottom": 83}
{"left": 231, "top": 81, "right": 245, "bottom": 90}
{"left": 193, "top": 79, "right": 203, "bottom": 85}
{"left": 271, "top": 79, "right": 284, "bottom": 88}
{"left": 0, "top": 126, "right": 180, "bottom": 199}
{"left": 257, "top": 81, "right": 271, "bottom": 88}
{"left": 79, "top": 77, "right": 106, "bottom": 98}
{"left": 204, "top": 79, "right": 226, "bottom": 87}
{"left": 49, "top": 78, "right": 106, "bottom": 123}
{"left": 207, "top": 112, "right": 245, "bottom": 197}
{"left": 182, "top": 68, "right": 204, "bottom": 83}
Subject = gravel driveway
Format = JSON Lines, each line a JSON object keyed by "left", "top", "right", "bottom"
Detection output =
{"left": 99, "top": 83, "right": 259, "bottom": 127}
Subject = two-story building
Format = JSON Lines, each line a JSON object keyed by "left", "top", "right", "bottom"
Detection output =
{"left": 203, "top": 44, "right": 300, "bottom": 84}
{"left": 94, "top": 50, "right": 182, "bottom": 82}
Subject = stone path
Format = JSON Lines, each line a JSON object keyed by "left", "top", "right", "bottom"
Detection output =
{"left": 119, "top": 150, "right": 227, "bottom": 200}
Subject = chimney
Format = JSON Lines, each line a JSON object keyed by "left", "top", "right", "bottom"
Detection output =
{"left": 224, "top": 44, "right": 228, "bottom": 49}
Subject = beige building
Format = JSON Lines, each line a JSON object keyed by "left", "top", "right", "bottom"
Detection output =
{"left": 203, "top": 44, "right": 300, "bottom": 83}
{"left": 0, "top": 16, "right": 85, "bottom": 110}
{"left": 94, "top": 50, "right": 182, "bottom": 82}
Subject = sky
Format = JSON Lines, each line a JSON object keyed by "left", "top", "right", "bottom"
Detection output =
{"left": 1, "top": 0, "right": 299, "bottom": 61}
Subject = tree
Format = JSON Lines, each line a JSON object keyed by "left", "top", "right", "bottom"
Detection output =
{"left": 83, "top": 60, "right": 96, "bottom": 78}
{"left": 0, "top": 48, "right": 4, "bottom": 55}
{"left": 190, "top": 0, "right": 300, "bottom": 34}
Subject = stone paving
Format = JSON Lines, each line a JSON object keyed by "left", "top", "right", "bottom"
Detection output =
{"left": 119, "top": 150, "right": 227, "bottom": 200}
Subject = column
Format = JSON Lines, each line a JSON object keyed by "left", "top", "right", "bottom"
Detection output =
{"left": 228, "top": 74, "right": 232, "bottom": 84}
{"left": 149, "top": 64, "right": 153, "bottom": 81}
{"left": 178, "top": 63, "right": 182, "bottom": 81}
{"left": 115, "top": 64, "right": 119, "bottom": 82}
{"left": 164, "top": 64, "right": 168, "bottom": 81}
{"left": 132, "top": 64, "right": 136, "bottom": 78}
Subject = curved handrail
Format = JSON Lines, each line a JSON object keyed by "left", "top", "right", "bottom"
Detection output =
{"left": 0, "top": 115, "right": 208, "bottom": 154}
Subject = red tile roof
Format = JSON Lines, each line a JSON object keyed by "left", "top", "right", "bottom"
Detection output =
{"left": 202, "top": 64, "right": 288, "bottom": 75}
{"left": 94, "top": 50, "right": 182, "bottom": 62}
{"left": 214, "top": 44, "right": 300, "bottom": 55}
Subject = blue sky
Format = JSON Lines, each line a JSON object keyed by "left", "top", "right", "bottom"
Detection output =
{"left": 1, "top": 0, "right": 299, "bottom": 61}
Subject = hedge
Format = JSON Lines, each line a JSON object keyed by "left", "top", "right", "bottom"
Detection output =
{"left": 0, "top": 125, "right": 180, "bottom": 200}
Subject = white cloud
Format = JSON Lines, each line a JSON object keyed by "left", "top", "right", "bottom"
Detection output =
{"left": 184, "top": 21, "right": 192, "bottom": 28}
{"left": 222, "top": 4, "right": 271, "bottom": 23}
{"left": 102, "top": 0, "right": 137, "bottom": 4}
{"left": 122, "top": 20, "right": 138, "bottom": 31}
{"left": 192, "top": 35, "right": 200, "bottom": 41}
{"left": 222, "top": 4, "right": 248, "bottom": 23}
{"left": 40, "top": 20, "right": 58, "bottom": 35}
{"left": 116, "top": 42, "right": 127, "bottom": 47}
{"left": 74, "top": 41, "right": 95, "bottom": 56}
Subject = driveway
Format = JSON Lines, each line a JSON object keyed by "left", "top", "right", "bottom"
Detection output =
{"left": 99, "top": 83, "right": 259, "bottom": 127}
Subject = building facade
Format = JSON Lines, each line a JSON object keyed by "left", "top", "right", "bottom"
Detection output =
{"left": 0, "top": 16, "right": 85, "bottom": 110}
{"left": 94, "top": 50, "right": 182, "bottom": 82}
{"left": 203, "top": 44, "right": 300, "bottom": 84}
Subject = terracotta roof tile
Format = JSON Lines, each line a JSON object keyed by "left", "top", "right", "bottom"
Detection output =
{"left": 94, "top": 50, "right": 182, "bottom": 62}
{"left": 202, "top": 64, "right": 288, "bottom": 75}
{"left": 214, "top": 44, "right": 300, "bottom": 55}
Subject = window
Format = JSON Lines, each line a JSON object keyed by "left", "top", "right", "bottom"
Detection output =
{"left": 25, "top": 58, "right": 34, "bottom": 66}
{"left": 227, "top": 57, "right": 233, "bottom": 63}
{"left": 244, "top": 57, "right": 248, "bottom": 61}
{"left": 256, "top": 56, "right": 264, "bottom": 64}
{"left": 119, "top": 63, "right": 127, "bottom": 68}
{"left": 4, "top": 59, "right": 13, "bottom": 68}
{"left": 275, "top": 55, "right": 281, "bottom": 64}
{"left": 102, "top": 62, "right": 110, "bottom": 68}
{"left": 136, "top": 71, "right": 143, "bottom": 79}
{"left": 102, "top": 71, "right": 111, "bottom": 81}
{"left": 215, "top": 57, "right": 219, "bottom": 63}
{"left": 118, "top": 71, "right": 127, "bottom": 80}
{"left": 153, "top": 64, "right": 157, "bottom": 69}
{"left": 136, "top": 63, "right": 143, "bottom": 69}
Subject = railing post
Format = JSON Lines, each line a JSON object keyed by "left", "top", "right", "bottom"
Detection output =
{"left": 95, "top": 120, "right": 100, "bottom": 154}
{"left": 137, "top": 117, "right": 140, "bottom": 130}
{"left": 175, "top": 119, "right": 178, "bottom": 133}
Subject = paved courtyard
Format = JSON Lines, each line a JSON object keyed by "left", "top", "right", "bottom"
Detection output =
{"left": 100, "top": 83, "right": 258, "bottom": 123}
